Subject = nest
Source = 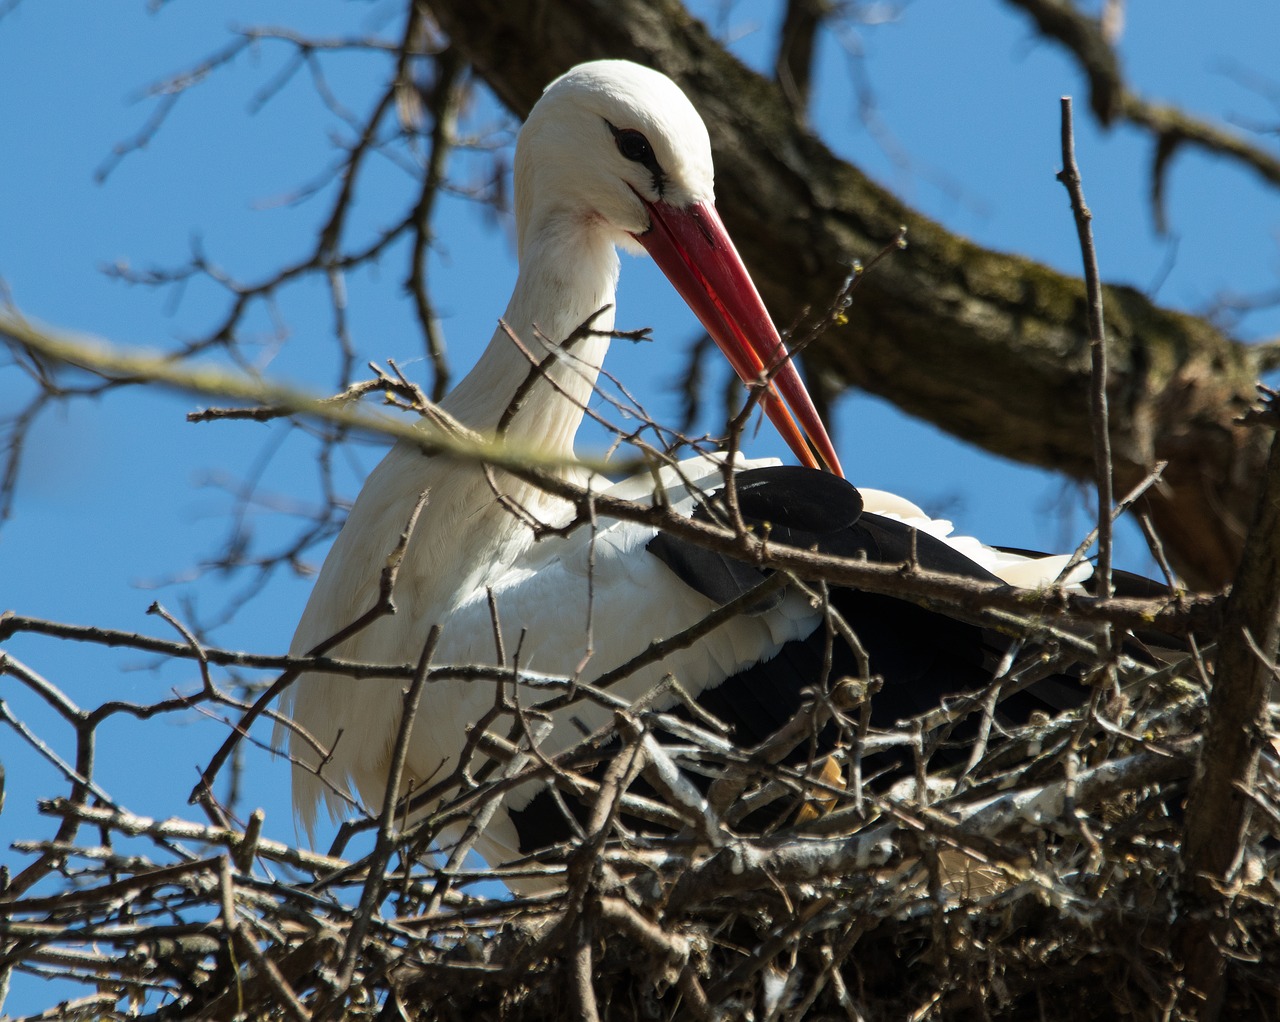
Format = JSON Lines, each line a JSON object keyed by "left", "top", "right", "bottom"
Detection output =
{"left": 5, "top": 631, "right": 1280, "bottom": 1022}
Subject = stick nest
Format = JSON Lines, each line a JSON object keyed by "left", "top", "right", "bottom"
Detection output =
{"left": 5, "top": 639, "right": 1280, "bottom": 1021}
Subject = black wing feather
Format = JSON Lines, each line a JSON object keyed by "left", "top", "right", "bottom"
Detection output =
{"left": 652, "top": 466, "right": 1088, "bottom": 747}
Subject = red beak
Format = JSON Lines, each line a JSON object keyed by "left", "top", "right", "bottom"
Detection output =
{"left": 633, "top": 198, "right": 843, "bottom": 477}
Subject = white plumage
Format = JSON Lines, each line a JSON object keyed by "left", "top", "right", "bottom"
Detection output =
{"left": 278, "top": 61, "right": 841, "bottom": 866}
{"left": 858, "top": 489, "right": 1091, "bottom": 590}
{"left": 284, "top": 450, "right": 821, "bottom": 868}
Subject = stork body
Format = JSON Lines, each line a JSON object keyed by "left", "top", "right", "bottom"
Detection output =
{"left": 279, "top": 61, "right": 1086, "bottom": 876}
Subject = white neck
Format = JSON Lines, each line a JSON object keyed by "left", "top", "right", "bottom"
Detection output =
{"left": 442, "top": 215, "right": 621, "bottom": 459}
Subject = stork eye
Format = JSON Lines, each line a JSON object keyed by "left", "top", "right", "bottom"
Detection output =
{"left": 606, "top": 121, "right": 665, "bottom": 195}
{"left": 615, "top": 128, "right": 653, "bottom": 163}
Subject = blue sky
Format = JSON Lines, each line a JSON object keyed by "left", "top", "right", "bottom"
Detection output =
{"left": 2, "top": 1, "right": 1279, "bottom": 1012}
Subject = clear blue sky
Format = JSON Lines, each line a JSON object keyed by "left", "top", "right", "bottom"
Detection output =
{"left": 2, "top": 2, "right": 1278, "bottom": 1013}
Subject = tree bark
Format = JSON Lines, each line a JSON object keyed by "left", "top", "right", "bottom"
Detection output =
{"left": 424, "top": 0, "right": 1267, "bottom": 589}
{"left": 1175, "top": 414, "right": 1280, "bottom": 1016}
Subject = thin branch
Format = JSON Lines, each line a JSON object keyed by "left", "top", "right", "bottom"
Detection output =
{"left": 1057, "top": 96, "right": 1115, "bottom": 603}
{"left": 1005, "top": 0, "right": 1280, "bottom": 197}
{"left": 189, "top": 488, "right": 429, "bottom": 809}
{"left": 325, "top": 626, "right": 438, "bottom": 1015}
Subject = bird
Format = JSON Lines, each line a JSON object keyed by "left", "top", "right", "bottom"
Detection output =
{"left": 277, "top": 60, "right": 1101, "bottom": 883}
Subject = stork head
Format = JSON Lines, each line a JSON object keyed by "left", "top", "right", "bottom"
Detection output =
{"left": 516, "top": 60, "right": 843, "bottom": 476}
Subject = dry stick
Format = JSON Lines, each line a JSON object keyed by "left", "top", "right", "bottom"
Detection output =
{"left": 0, "top": 612, "right": 588, "bottom": 691}
{"left": 484, "top": 743, "right": 645, "bottom": 1012}
{"left": 186, "top": 377, "right": 384, "bottom": 423}
{"left": 218, "top": 854, "right": 312, "bottom": 1022}
{"left": 0, "top": 324, "right": 1222, "bottom": 634}
{"left": 351, "top": 680, "right": 639, "bottom": 855}
{"left": 423, "top": 714, "right": 556, "bottom": 910}
{"left": 323, "top": 625, "right": 439, "bottom": 1017}
{"left": 570, "top": 924, "right": 603, "bottom": 1022}
{"left": 6, "top": 854, "right": 221, "bottom": 915}
{"left": 1052, "top": 460, "right": 1167, "bottom": 586}
{"left": 0, "top": 654, "right": 112, "bottom": 896}
{"left": 0, "top": 698, "right": 110, "bottom": 814}
{"left": 1136, "top": 509, "right": 1184, "bottom": 595}
{"left": 596, "top": 895, "right": 691, "bottom": 968}
{"left": 188, "top": 488, "right": 429, "bottom": 809}
{"left": 479, "top": 465, "right": 1210, "bottom": 638}
{"left": 148, "top": 602, "right": 215, "bottom": 695}
{"left": 405, "top": 45, "right": 462, "bottom": 403}
{"left": 234, "top": 808, "right": 266, "bottom": 874}
{"left": 597, "top": 889, "right": 719, "bottom": 1022}
{"left": 1057, "top": 96, "right": 1115, "bottom": 603}
{"left": 660, "top": 738, "right": 1194, "bottom": 914}
{"left": 706, "top": 630, "right": 868, "bottom": 823}
{"left": 586, "top": 573, "right": 789, "bottom": 693}
{"left": 497, "top": 315, "right": 598, "bottom": 435}
{"left": 705, "top": 895, "right": 833, "bottom": 1005}
{"left": 145, "top": 602, "right": 251, "bottom": 827}
{"left": 31, "top": 800, "right": 355, "bottom": 874}
{"left": 1174, "top": 392, "right": 1280, "bottom": 1018}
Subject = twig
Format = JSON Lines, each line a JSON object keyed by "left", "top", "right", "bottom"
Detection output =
{"left": 1007, "top": 0, "right": 1280, "bottom": 197}
{"left": 405, "top": 45, "right": 464, "bottom": 402}
{"left": 325, "top": 626, "right": 439, "bottom": 1015}
{"left": 1057, "top": 95, "right": 1115, "bottom": 603}
{"left": 0, "top": 321, "right": 1227, "bottom": 636}
{"left": 189, "top": 489, "right": 429, "bottom": 809}
{"left": 219, "top": 855, "right": 312, "bottom": 1022}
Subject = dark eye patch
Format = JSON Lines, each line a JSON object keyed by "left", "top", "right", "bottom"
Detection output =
{"left": 606, "top": 120, "right": 666, "bottom": 195}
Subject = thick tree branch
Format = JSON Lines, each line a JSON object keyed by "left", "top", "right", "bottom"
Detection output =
{"left": 423, "top": 0, "right": 1269, "bottom": 589}
{"left": 1175, "top": 397, "right": 1280, "bottom": 1017}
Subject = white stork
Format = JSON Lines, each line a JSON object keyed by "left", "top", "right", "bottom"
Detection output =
{"left": 278, "top": 60, "right": 1088, "bottom": 879}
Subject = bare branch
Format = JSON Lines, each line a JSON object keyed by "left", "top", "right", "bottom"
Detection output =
{"left": 1057, "top": 96, "right": 1116, "bottom": 602}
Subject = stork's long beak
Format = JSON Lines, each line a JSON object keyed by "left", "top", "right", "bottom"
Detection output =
{"left": 634, "top": 198, "right": 843, "bottom": 477}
